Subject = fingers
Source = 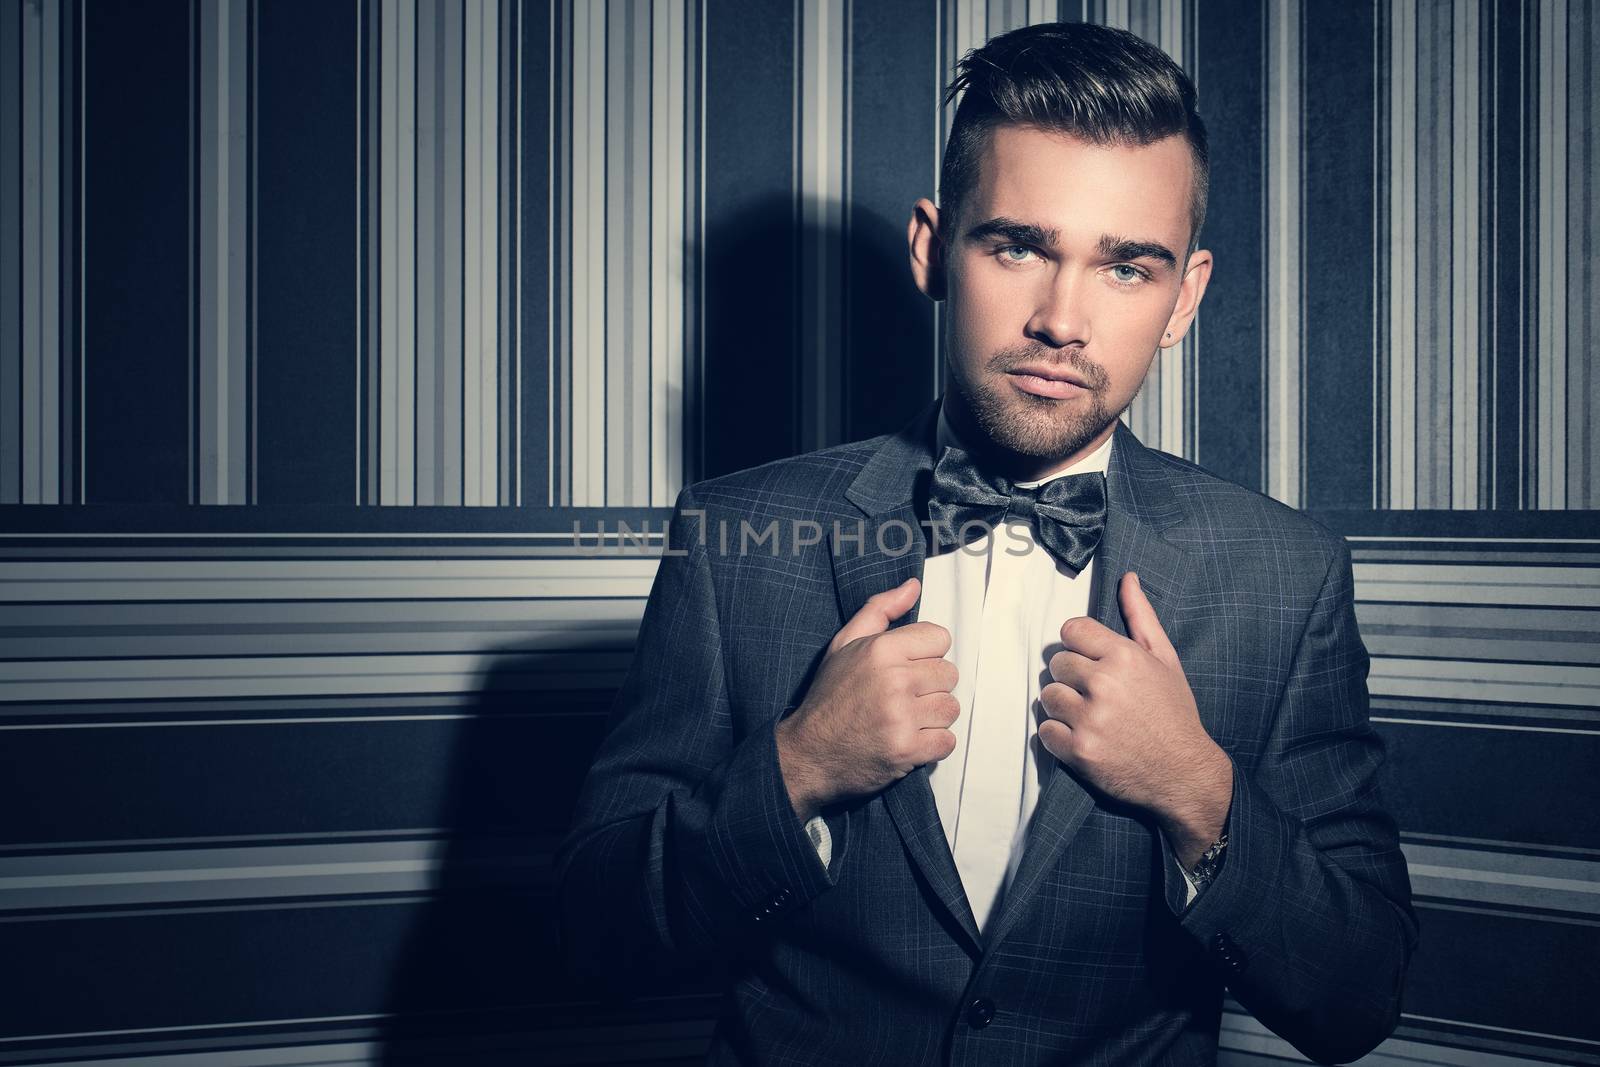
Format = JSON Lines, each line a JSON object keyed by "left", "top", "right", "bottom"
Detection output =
{"left": 1039, "top": 679, "right": 1087, "bottom": 725}
{"left": 1047, "top": 648, "right": 1094, "bottom": 692}
{"left": 1036, "top": 717, "right": 1072, "bottom": 762}
{"left": 912, "top": 725, "right": 959, "bottom": 765}
{"left": 911, "top": 690, "right": 961, "bottom": 728}
{"left": 881, "top": 620, "right": 953, "bottom": 661}
{"left": 1058, "top": 614, "right": 1119, "bottom": 659}
{"left": 1119, "top": 572, "right": 1179, "bottom": 668}
{"left": 910, "top": 655, "right": 959, "bottom": 696}
{"left": 833, "top": 577, "right": 920, "bottom": 650}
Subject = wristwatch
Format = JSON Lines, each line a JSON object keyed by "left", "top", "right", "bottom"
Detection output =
{"left": 1187, "top": 832, "right": 1228, "bottom": 890}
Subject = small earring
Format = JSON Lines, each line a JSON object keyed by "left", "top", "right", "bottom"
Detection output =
{"left": 1165, "top": 332, "right": 1172, "bottom": 338}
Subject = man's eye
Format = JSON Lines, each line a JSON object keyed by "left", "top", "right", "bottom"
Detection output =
{"left": 1109, "top": 264, "right": 1147, "bottom": 283}
{"left": 998, "top": 245, "right": 1037, "bottom": 263}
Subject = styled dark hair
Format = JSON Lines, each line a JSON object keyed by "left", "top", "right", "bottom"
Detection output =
{"left": 938, "top": 22, "right": 1209, "bottom": 254}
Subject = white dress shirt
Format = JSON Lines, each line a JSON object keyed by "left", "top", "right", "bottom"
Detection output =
{"left": 803, "top": 401, "right": 1200, "bottom": 927}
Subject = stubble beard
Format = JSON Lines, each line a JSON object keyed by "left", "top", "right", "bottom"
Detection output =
{"left": 950, "top": 343, "right": 1131, "bottom": 466}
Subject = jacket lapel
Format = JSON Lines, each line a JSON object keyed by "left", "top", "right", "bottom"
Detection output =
{"left": 830, "top": 396, "right": 984, "bottom": 954}
{"left": 976, "top": 418, "right": 1193, "bottom": 954}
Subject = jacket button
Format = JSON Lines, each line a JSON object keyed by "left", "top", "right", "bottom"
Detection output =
{"left": 769, "top": 888, "right": 792, "bottom": 910}
{"left": 966, "top": 997, "right": 995, "bottom": 1029}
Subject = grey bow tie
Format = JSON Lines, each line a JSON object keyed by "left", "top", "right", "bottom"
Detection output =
{"left": 926, "top": 445, "right": 1107, "bottom": 573}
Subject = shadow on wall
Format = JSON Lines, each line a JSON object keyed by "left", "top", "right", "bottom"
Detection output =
{"left": 374, "top": 634, "right": 722, "bottom": 1064}
{"left": 701, "top": 194, "right": 937, "bottom": 476}
{"left": 374, "top": 198, "right": 934, "bottom": 1063}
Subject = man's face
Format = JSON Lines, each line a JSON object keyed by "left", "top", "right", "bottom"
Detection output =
{"left": 910, "top": 124, "right": 1211, "bottom": 475}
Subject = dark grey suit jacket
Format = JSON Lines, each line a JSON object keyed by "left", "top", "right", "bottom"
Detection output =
{"left": 557, "top": 396, "right": 1418, "bottom": 1065}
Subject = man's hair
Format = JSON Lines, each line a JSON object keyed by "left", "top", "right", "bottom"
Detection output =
{"left": 938, "top": 22, "right": 1209, "bottom": 256}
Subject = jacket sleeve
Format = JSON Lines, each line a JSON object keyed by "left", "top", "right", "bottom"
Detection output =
{"left": 1156, "top": 533, "right": 1419, "bottom": 1065}
{"left": 554, "top": 484, "right": 840, "bottom": 992}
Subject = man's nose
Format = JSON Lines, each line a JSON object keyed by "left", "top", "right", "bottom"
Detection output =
{"left": 1024, "top": 269, "right": 1091, "bottom": 349}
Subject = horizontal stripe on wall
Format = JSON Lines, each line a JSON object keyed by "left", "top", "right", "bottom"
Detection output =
{"left": 3, "top": 530, "right": 1595, "bottom": 1062}
{"left": 2, "top": 717, "right": 609, "bottom": 845}
{"left": 1220, "top": 1006, "right": 1600, "bottom": 1067}
{"left": 0, "top": 1001, "right": 724, "bottom": 1067}
{"left": 2, "top": 835, "right": 1594, "bottom": 936}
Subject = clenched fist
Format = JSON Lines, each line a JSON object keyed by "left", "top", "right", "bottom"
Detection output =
{"left": 775, "top": 577, "right": 960, "bottom": 822}
{"left": 1038, "top": 571, "right": 1233, "bottom": 867}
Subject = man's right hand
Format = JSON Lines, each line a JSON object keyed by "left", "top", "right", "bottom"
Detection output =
{"left": 774, "top": 577, "right": 960, "bottom": 822}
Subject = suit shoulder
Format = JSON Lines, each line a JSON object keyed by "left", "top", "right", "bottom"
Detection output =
{"left": 1142, "top": 446, "right": 1347, "bottom": 563}
{"left": 679, "top": 434, "right": 886, "bottom": 515}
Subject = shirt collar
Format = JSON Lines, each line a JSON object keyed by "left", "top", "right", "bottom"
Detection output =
{"left": 935, "top": 395, "right": 1115, "bottom": 488}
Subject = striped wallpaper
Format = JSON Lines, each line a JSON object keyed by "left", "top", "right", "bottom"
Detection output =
{"left": 3, "top": 527, "right": 1595, "bottom": 1065}
{"left": 1, "top": 0, "right": 1596, "bottom": 510}
{"left": 2, "top": 1, "right": 1597, "bottom": 1066}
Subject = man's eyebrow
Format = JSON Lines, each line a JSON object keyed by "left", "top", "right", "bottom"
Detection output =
{"left": 963, "top": 216, "right": 1060, "bottom": 249}
{"left": 1097, "top": 234, "right": 1178, "bottom": 270}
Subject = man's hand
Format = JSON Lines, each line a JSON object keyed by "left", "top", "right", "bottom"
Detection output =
{"left": 1039, "top": 571, "right": 1233, "bottom": 867}
{"left": 775, "top": 577, "right": 961, "bottom": 822}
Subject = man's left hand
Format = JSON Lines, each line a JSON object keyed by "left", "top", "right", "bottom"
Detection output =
{"left": 1039, "top": 571, "right": 1234, "bottom": 868}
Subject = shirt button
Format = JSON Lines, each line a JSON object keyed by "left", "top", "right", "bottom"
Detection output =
{"left": 966, "top": 997, "right": 996, "bottom": 1029}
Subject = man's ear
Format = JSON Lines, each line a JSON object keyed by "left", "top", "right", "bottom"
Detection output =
{"left": 907, "top": 197, "right": 946, "bottom": 302}
{"left": 1158, "top": 248, "right": 1213, "bottom": 348}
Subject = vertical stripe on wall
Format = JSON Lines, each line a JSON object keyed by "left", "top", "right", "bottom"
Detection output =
{"left": 648, "top": 0, "right": 695, "bottom": 507}
{"left": 1301, "top": 0, "right": 1376, "bottom": 510}
{"left": 501, "top": 0, "right": 517, "bottom": 507}
{"left": 555, "top": 0, "right": 697, "bottom": 503}
{"left": 1490, "top": 0, "right": 1525, "bottom": 510}
{"left": 1451, "top": 0, "right": 1483, "bottom": 510}
{"left": 360, "top": 0, "right": 525, "bottom": 507}
{"left": 843, "top": 0, "right": 936, "bottom": 445}
{"left": 795, "top": 0, "right": 849, "bottom": 454}
{"left": 379, "top": 0, "right": 414, "bottom": 505}
{"left": 604, "top": 0, "right": 646, "bottom": 504}
{"left": 1533, "top": 0, "right": 1565, "bottom": 508}
{"left": 1193, "top": 0, "right": 1265, "bottom": 494}
{"left": 465, "top": 0, "right": 498, "bottom": 506}
{"left": 254, "top": 0, "right": 360, "bottom": 505}
{"left": 552, "top": 0, "right": 570, "bottom": 503}
{"left": 1263, "top": 0, "right": 1302, "bottom": 508}
{"left": 193, "top": 0, "right": 252, "bottom": 506}
{"left": 1386, "top": 0, "right": 1485, "bottom": 511}
{"left": 1384, "top": 0, "right": 1402, "bottom": 507}
{"left": 569, "top": 0, "right": 601, "bottom": 504}
{"left": 1418, "top": 0, "right": 1447, "bottom": 508}
{"left": 1571, "top": 0, "right": 1599, "bottom": 508}
{"left": 1377, "top": 0, "right": 1594, "bottom": 510}
{"left": 701, "top": 0, "right": 795, "bottom": 479}
{"left": 11, "top": 0, "right": 66, "bottom": 504}
{"left": 1383, "top": 0, "right": 1415, "bottom": 508}
{"left": 1115, "top": 0, "right": 1196, "bottom": 462}
{"left": 416, "top": 0, "right": 440, "bottom": 505}
{"left": 0, "top": 4, "right": 16, "bottom": 504}
{"left": 82, "top": 0, "right": 190, "bottom": 504}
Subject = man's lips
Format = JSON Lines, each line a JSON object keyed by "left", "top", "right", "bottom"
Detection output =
{"left": 1006, "top": 364, "right": 1092, "bottom": 399}
{"left": 1009, "top": 363, "right": 1090, "bottom": 388}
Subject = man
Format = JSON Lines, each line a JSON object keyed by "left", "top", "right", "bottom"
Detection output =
{"left": 557, "top": 21, "right": 1417, "bottom": 1066}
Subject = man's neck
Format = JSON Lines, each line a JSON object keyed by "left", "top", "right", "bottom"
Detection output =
{"left": 938, "top": 391, "right": 1116, "bottom": 484}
